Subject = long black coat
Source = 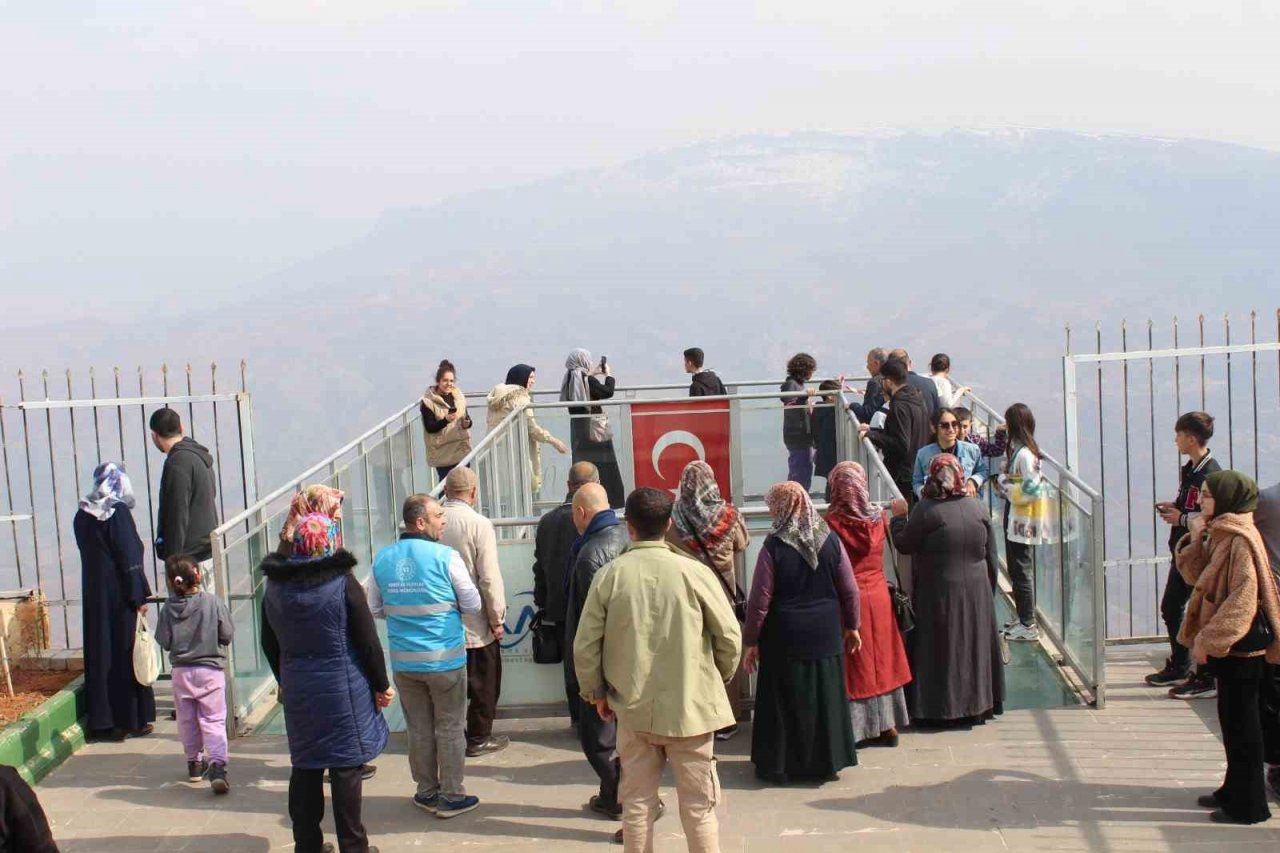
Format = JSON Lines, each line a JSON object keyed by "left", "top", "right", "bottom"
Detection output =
{"left": 73, "top": 507, "right": 156, "bottom": 733}
{"left": 891, "top": 496, "right": 1004, "bottom": 723}
{"left": 869, "top": 384, "right": 932, "bottom": 496}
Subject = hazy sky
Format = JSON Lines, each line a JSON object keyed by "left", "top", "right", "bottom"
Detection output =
{"left": 3, "top": 1, "right": 1278, "bottom": 324}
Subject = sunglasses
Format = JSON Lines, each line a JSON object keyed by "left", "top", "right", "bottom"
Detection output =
{"left": 938, "top": 422, "right": 959, "bottom": 430}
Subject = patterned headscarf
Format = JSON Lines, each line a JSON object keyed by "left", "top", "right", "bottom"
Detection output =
{"left": 79, "top": 462, "right": 136, "bottom": 521}
{"left": 672, "top": 461, "right": 740, "bottom": 555}
{"left": 280, "top": 485, "right": 344, "bottom": 549}
{"left": 291, "top": 513, "right": 339, "bottom": 560}
{"left": 559, "top": 348, "right": 593, "bottom": 403}
{"left": 826, "top": 461, "right": 882, "bottom": 525}
{"left": 766, "top": 481, "right": 830, "bottom": 570}
{"left": 922, "top": 454, "right": 967, "bottom": 500}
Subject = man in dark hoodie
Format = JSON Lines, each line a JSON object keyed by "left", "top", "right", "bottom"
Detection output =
{"left": 862, "top": 358, "right": 932, "bottom": 504}
{"left": 150, "top": 408, "right": 219, "bottom": 587}
{"left": 685, "top": 348, "right": 727, "bottom": 397}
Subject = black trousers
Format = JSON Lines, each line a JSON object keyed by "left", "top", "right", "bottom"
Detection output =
{"left": 563, "top": 625, "right": 580, "bottom": 726}
{"left": 1159, "top": 550, "right": 1195, "bottom": 673}
{"left": 1212, "top": 656, "right": 1272, "bottom": 824}
{"left": 466, "top": 640, "right": 503, "bottom": 746}
{"left": 289, "top": 766, "right": 367, "bottom": 853}
{"left": 1003, "top": 506, "right": 1036, "bottom": 626}
{"left": 1262, "top": 663, "right": 1280, "bottom": 766}
{"left": 577, "top": 697, "right": 620, "bottom": 807}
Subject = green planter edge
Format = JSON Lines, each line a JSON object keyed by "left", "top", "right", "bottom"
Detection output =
{"left": 0, "top": 675, "right": 87, "bottom": 786}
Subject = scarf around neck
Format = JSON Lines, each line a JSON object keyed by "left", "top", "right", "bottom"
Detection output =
{"left": 766, "top": 480, "right": 829, "bottom": 570}
{"left": 79, "top": 462, "right": 136, "bottom": 521}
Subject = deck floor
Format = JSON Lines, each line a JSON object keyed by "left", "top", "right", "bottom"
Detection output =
{"left": 36, "top": 646, "right": 1280, "bottom": 851}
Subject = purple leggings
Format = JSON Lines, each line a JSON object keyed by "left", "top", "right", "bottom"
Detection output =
{"left": 787, "top": 448, "right": 814, "bottom": 492}
{"left": 172, "top": 666, "right": 228, "bottom": 765}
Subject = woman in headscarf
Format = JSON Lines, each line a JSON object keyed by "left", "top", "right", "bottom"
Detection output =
{"left": 668, "top": 460, "right": 750, "bottom": 738}
{"left": 276, "top": 484, "right": 344, "bottom": 556}
{"left": 559, "top": 348, "right": 625, "bottom": 507}
{"left": 260, "top": 498, "right": 392, "bottom": 852}
{"left": 486, "top": 364, "right": 569, "bottom": 496}
{"left": 743, "top": 481, "right": 860, "bottom": 784}
{"left": 73, "top": 462, "right": 157, "bottom": 740}
{"left": 890, "top": 455, "right": 1005, "bottom": 727}
{"left": 1174, "top": 470, "right": 1280, "bottom": 825}
{"left": 825, "top": 461, "right": 912, "bottom": 747}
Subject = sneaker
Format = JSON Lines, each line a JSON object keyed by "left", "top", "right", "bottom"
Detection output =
{"left": 1169, "top": 674, "right": 1217, "bottom": 700}
{"left": 1005, "top": 623, "right": 1041, "bottom": 642}
{"left": 714, "top": 724, "right": 738, "bottom": 742}
{"left": 207, "top": 762, "right": 230, "bottom": 795}
{"left": 186, "top": 760, "right": 208, "bottom": 783}
{"left": 413, "top": 793, "right": 439, "bottom": 814}
{"left": 1145, "top": 665, "right": 1190, "bottom": 687}
{"left": 465, "top": 736, "right": 510, "bottom": 757}
{"left": 611, "top": 802, "right": 665, "bottom": 844}
{"left": 1000, "top": 617, "right": 1020, "bottom": 633}
{"left": 436, "top": 795, "right": 480, "bottom": 819}
{"left": 1265, "top": 766, "right": 1280, "bottom": 801}
{"left": 325, "top": 763, "right": 377, "bottom": 783}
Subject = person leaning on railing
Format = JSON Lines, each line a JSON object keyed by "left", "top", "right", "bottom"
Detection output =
{"left": 485, "top": 364, "right": 568, "bottom": 495}
{"left": 1173, "top": 470, "right": 1280, "bottom": 825}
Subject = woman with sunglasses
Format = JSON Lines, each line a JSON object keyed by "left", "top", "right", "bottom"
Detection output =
{"left": 911, "top": 408, "right": 989, "bottom": 500}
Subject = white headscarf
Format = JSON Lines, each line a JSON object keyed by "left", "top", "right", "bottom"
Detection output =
{"left": 79, "top": 462, "right": 136, "bottom": 521}
{"left": 560, "top": 348, "right": 593, "bottom": 403}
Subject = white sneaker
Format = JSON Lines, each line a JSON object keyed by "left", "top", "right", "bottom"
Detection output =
{"left": 1005, "top": 623, "right": 1040, "bottom": 642}
{"left": 1000, "top": 618, "right": 1020, "bottom": 633}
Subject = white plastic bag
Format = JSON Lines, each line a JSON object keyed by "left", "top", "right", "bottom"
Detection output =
{"left": 132, "top": 612, "right": 161, "bottom": 686}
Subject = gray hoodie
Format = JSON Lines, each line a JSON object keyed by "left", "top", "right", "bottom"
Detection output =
{"left": 155, "top": 591, "right": 234, "bottom": 669}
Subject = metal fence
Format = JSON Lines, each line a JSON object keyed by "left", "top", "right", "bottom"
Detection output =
{"left": 1062, "top": 310, "right": 1280, "bottom": 642}
{"left": 0, "top": 362, "right": 257, "bottom": 651}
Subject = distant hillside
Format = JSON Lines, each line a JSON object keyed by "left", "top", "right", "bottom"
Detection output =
{"left": 3, "top": 129, "right": 1279, "bottom": 489}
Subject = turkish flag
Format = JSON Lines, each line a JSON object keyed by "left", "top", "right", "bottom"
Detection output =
{"left": 630, "top": 400, "right": 732, "bottom": 497}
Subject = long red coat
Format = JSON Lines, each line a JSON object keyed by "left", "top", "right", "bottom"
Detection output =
{"left": 828, "top": 513, "right": 913, "bottom": 700}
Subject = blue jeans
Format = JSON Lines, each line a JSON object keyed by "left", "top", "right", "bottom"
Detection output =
{"left": 787, "top": 448, "right": 814, "bottom": 492}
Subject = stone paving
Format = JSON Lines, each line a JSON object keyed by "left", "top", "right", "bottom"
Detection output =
{"left": 36, "top": 646, "right": 1280, "bottom": 852}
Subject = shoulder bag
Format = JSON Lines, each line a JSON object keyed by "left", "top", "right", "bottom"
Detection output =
{"left": 529, "top": 610, "right": 564, "bottom": 665}
{"left": 689, "top": 526, "right": 747, "bottom": 622}
{"left": 1230, "top": 564, "right": 1275, "bottom": 655}
{"left": 132, "top": 612, "right": 161, "bottom": 687}
{"left": 883, "top": 515, "right": 916, "bottom": 636}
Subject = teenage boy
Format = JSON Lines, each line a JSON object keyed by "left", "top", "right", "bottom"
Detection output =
{"left": 1146, "top": 411, "right": 1221, "bottom": 699}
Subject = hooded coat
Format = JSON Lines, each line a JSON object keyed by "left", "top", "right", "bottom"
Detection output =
{"left": 156, "top": 437, "right": 218, "bottom": 561}
{"left": 487, "top": 383, "right": 561, "bottom": 493}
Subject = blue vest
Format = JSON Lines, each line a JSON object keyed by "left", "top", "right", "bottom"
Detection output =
{"left": 371, "top": 538, "right": 467, "bottom": 673}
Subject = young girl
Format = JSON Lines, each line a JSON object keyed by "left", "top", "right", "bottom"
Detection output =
{"left": 998, "top": 403, "right": 1051, "bottom": 642}
{"left": 155, "top": 555, "right": 234, "bottom": 793}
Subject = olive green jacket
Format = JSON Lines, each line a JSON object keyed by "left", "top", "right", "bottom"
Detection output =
{"left": 573, "top": 540, "right": 742, "bottom": 737}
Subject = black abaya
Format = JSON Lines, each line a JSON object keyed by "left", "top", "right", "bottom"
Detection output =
{"left": 73, "top": 507, "right": 156, "bottom": 734}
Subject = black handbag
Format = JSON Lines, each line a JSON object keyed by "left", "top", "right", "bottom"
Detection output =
{"left": 689, "top": 527, "right": 748, "bottom": 622}
{"left": 1231, "top": 605, "right": 1274, "bottom": 655}
{"left": 529, "top": 610, "right": 563, "bottom": 664}
{"left": 884, "top": 516, "right": 916, "bottom": 635}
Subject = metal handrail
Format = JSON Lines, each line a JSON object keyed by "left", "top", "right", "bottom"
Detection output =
{"left": 462, "top": 374, "right": 871, "bottom": 402}
{"left": 526, "top": 389, "right": 850, "bottom": 409}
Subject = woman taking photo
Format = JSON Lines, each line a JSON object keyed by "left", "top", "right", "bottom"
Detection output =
{"left": 486, "top": 364, "right": 568, "bottom": 496}
{"left": 560, "top": 348, "right": 625, "bottom": 507}
{"left": 1174, "top": 470, "right": 1280, "bottom": 825}
{"left": 73, "top": 462, "right": 157, "bottom": 741}
{"left": 668, "top": 460, "right": 750, "bottom": 738}
{"left": 825, "top": 461, "right": 912, "bottom": 747}
{"left": 421, "top": 359, "right": 472, "bottom": 481}
{"left": 998, "top": 403, "right": 1051, "bottom": 643}
{"left": 890, "top": 455, "right": 1005, "bottom": 727}
{"left": 744, "top": 481, "right": 860, "bottom": 784}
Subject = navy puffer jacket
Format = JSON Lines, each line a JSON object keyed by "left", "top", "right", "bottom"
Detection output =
{"left": 261, "top": 551, "right": 389, "bottom": 769}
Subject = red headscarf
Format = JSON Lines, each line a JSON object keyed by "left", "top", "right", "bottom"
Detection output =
{"left": 826, "top": 461, "right": 882, "bottom": 526}
{"left": 923, "top": 454, "right": 967, "bottom": 500}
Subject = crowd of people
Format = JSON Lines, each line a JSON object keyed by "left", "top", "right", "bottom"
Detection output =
{"left": 30, "top": 347, "right": 1275, "bottom": 853}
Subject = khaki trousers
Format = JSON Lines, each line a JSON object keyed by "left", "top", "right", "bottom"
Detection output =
{"left": 617, "top": 726, "right": 721, "bottom": 853}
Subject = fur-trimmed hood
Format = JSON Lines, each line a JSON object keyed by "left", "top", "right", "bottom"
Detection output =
{"left": 260, "top": 549, "right": 358, "bottom": 585}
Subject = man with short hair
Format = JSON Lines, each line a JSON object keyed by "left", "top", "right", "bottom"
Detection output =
{"left": 849, "top": 347, "right": 888, "bottom": 424}
{"left": 368, "top": 495, "right": 482, "bottom": 818}
{"left": 532, "top": 461, "right": 600, "bottom": 725}
{"left": 574, "top": 487, "right": 742, "bottom": 853}
{"left": 565, "top": 482, "right": 631, "bottom": 824}
{"left": 438, "top": 468, "right": 508, "bottom": 756}
{"left": 150, "top": 408, "right": 219, "bottom": 589}
{"left": 888, "top": 348, "right": 941, "bottom": 417}
{"left": 862, "top": 358, "right": 932, "bottom": 503}
{"left": 684, "top": 348, "right": 727, "bottom": 397}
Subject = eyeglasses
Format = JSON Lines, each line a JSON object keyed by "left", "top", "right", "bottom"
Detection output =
{"left": 938, "top": 422, "right": 959, "bottom": 431}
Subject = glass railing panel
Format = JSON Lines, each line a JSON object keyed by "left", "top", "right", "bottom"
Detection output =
{"left": 1057, "top": 488, "right": 1098, "bottom": 688}
{"left": 365, "top": 438, "right": 397, "bottom": 557}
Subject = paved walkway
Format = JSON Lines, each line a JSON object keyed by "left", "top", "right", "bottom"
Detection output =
{"left": 36, "top": 647, "right": 1279, "bottom": 852}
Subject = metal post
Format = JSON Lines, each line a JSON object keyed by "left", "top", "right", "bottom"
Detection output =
{"left": 136, "top": 368, "right": 160, "bottom": 589}
{"left": 210, "top": 363, "right": 228, "bottom": 520}
{"left": 1224, "top": 314, "right": 1234, "bottom": 468}
{"left": 185, "top": 364, "right": 197, "bottom": 441}
{"left": 41, "top": 370, "right": 71, "bottom": 645}
{"left": 1249, "top": 311, "right": 1259, "bottom": 479}
{"left": 89, "top": 367, "right": 103, "bottom": 462}
{"left": 1062, "top": 355, "right": 1079, "bottom": 473}
{"left": 16, "top": 373, "right": 42, "bottom": 617}
{"left": 0, "top": 402, "right": 23, "bottom": 585}
{"left": 113, "top": 367, "right": 126, "bottom": 463}
{"left": 1146, "top": 320, "right": 1157, "bottom": 567}
{"left": 235, "top": 391, "right": 258, "bottom": 512}
{"left": 1120, "top": 321, "right": 1134, "bottom": 637}
{"left": 1092, "top": 491, "right": 1107, "bottom": 707}
{"left": 1198, "top": 314, "right": 1206, "bottom": 411}
{"left": 65, "top": 370, "right": 82, "bottom": 494}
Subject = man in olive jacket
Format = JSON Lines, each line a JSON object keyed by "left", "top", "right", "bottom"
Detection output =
{"left": 574, "top": 487, "right": 742, "bottom": 853}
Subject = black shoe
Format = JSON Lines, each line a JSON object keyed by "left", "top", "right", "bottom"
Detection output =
{"left": 1169, "top": 674, "right": 1217, "bottom": 700}
{"left": 466, "top": 736, "right": 510, "bottom": 757}
{"left": 207, "top": 762, "right": 229, "bottom": 795}
{"left": 1197, "top": 794, "right": 1219, "bottom": 808}
{"left": 186, "top": 760, "right": 208, "bottom": 783}
{"left": 1209, "top": 808, "right": 1256, "bottom": 825}
{"left": 1145, "top": 664, "right": 1190, "bottom": 687}
{"left": 324, "top": 764, "right": 377, "bottom": 783}
{"left": 588, "top": 795, "right": 622, "bottom": 820}
{"left": 610, "top": 802, "right": 665, "bottom": 843}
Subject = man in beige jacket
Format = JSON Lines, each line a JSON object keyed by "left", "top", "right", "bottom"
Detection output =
{"left": 439, "top": 468, "right": 508, "bottom": 757}
{"left": 574, "top": 487, "right": 742, "bottom": 853}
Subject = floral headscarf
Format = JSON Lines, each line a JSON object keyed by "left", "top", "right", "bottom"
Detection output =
{"left": 280, "top": 485, "right": 344, "bottom": 549}
{"left": 922, "top": 454, "right": 967, "bottom": 500}
{"left": 826, "top": 461, "right": 882, "bottom": 525}
{"left": 766, "top": 480, "right": 830, "bottom": 570}
{"left": 79, "top": 462, "right": 136, "bottom": 521}
{"left": 559, "top": 348, "right": 593, "bottom": 403}
{"left": 672, "top": 461, "right": 740, "bottom": 555}
{"left": 291, "top": 513, "right": 339, "bottom": 560}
